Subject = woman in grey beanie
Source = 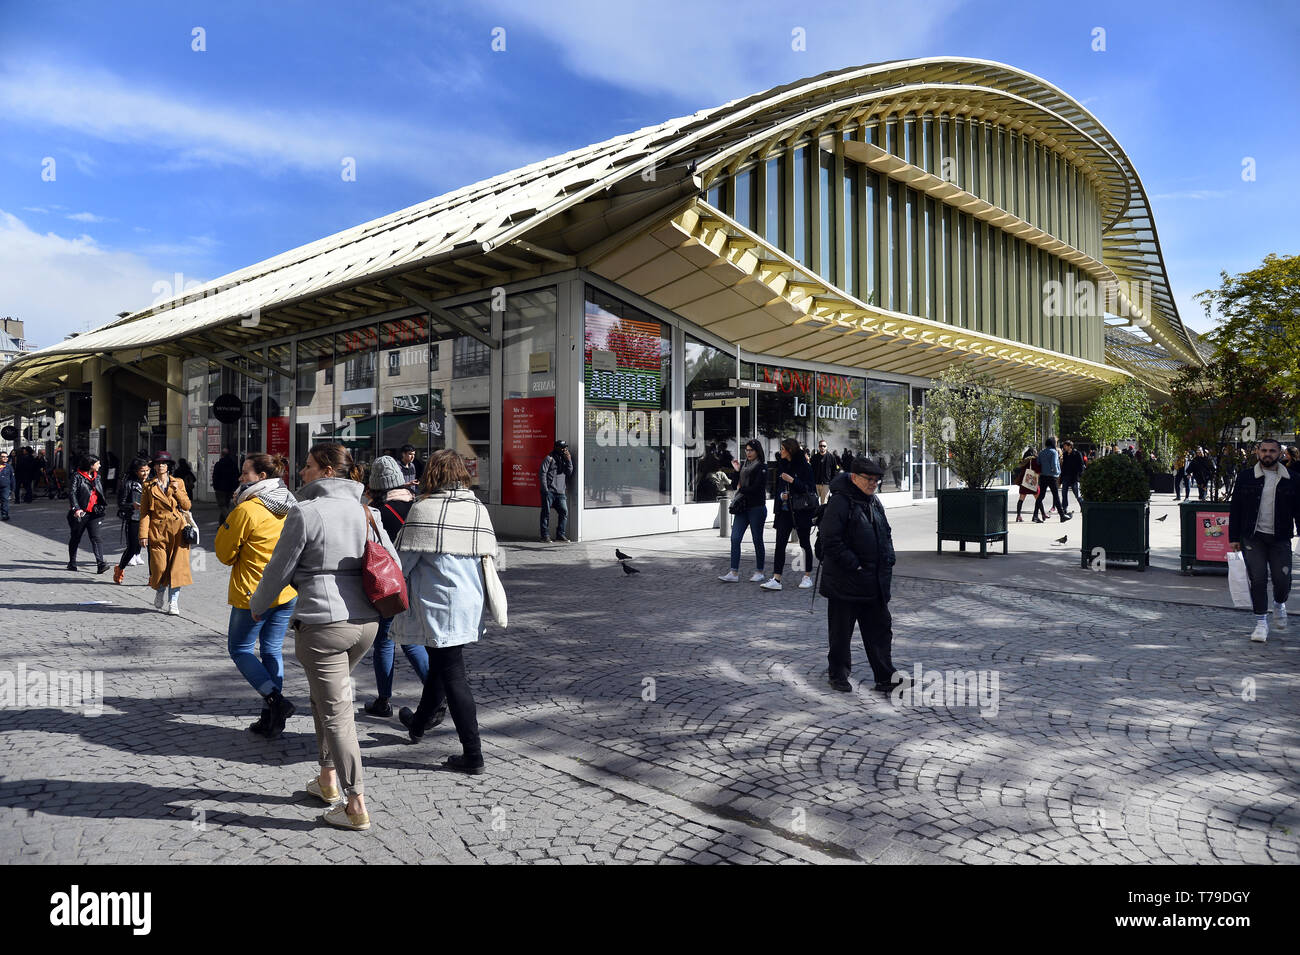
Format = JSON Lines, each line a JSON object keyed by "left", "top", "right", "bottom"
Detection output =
{"left": 361, "top": 454, "right": 431, "bottom": 719}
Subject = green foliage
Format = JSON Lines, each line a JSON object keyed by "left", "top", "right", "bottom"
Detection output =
{"left": 1200, "top": 253, "right": 1300, "bottom": 406}
{"left": 1081, "top": 380, "right": 1153, "bottom": 449}
{"left": 1080, "top": 451, "right": 1151, "bottom": 503}
{"left": 915, "top": 364, "right": 1034, "bottom": 489}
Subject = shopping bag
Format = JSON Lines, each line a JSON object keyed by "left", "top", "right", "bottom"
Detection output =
{"left": 1226, "top": 551, "right": 1251, "bottom": 609}
{"left": 1021, "top": 469, "right": 1039, "bottom": 493}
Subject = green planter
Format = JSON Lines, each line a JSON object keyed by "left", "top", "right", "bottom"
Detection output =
{"left": 937, "top": 488, "right": 1008, "bottom": 558}
{"left": 1178, "top": 500, "right": 1232, "bottom": 575}
{"left": 1079, "top": 501, "right": 1149, "bottom": 570}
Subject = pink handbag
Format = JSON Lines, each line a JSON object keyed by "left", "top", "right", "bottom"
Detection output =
{"left": 360, "top": 506, "right": 409, "bottom": 617}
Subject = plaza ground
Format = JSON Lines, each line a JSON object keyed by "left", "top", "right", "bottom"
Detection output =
{"left": 0, "top": 492, "right": 1296, "bottom": 864}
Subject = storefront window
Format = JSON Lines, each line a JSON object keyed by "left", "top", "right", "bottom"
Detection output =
{"left": 583, "top": 286, "right": 671, "bottom": 508}
{"left": 501, "top": 288, "right": 558, "bottom": 508}
{"left": 753, "top": 363, "right": 813, "bottom": 468}
{"left": 814, "top": 371, "right": 865, "bottom": 465}
{"left": 866, "top": 379, "right": 909, "bottom": 492}
{"left": 335, "top": 325, "right": 378, "bottom": 470}
{"left": 684, "top": 336, "right": 737, "bottom": 503}
{"left": 266, "top": 341, "right": 292, "bottom": 465}
{"left": 294, "top": 332, "right": 335, "bottom": 480}
{"left": 442, "top": 301, "right": 494, "bottom": 499}
{"left": 376, "top": 315, "right": 433, "bottom": 473}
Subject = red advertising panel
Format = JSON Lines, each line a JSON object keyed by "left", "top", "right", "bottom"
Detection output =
{"left": 503, "top": 397, "right": 555, "bottom": 507}
{"left": 267, "top": 416, "right": 290, "bottom": 457}
{"left": 1195, "top": 511, "right": 1231, "bottom": 562}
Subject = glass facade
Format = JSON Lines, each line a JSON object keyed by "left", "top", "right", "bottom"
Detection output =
{"left": 684, "top": 335, "right": 737, "bottom": 503}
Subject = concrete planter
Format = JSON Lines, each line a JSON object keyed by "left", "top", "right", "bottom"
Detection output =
{"left": 936, "top": 488, "right": 1008, "bottom": 558}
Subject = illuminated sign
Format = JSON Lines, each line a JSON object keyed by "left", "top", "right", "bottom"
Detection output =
{"left": 584, "top": 306, "right": 663, "bottom": 408}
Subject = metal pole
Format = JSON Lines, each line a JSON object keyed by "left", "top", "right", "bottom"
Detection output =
{"left": 718, "top": 498, "right": 730, "bottom": 537}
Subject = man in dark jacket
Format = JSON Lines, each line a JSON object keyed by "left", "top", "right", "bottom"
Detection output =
{"left": 819, "top": 458, "right": 898, "bottom": 693}
{"left": 212, "top": 447, "right": 240, "bottom": 524}
{"left": 1188, "top": 448, "right": 1214, "bottom": 501}
{"left": 1059, "top": 439, "right": 1085, "bottom": 512}
{"left": 0, "top": 450, "right": 13, "bottom": 520}
{"left": 811, "top": 440, "right": 839, "bottom": 505}
{"left": 1229, "top": 438, "right": 1299, "bottom": 644}
{"left": 15, "top": 447, "right": 36, "bottom": 502}
{"left": 539, "top": 439, "right": 575, "bottom": 543}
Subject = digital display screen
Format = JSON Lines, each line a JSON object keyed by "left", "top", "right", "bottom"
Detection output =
{"left": 583, "top": 305, "right": 664, "bottom": 408}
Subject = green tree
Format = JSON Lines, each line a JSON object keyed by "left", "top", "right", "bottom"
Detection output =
{"left": 1080, "top": 379, "right": 1153, "bottom": 449}
{"left": 915, "top": 364, "right": 1034, "bottom": 489}
{"left": 1199, "top": 252, "right": 1300, "bottom": 404}
{"left": 1157, "top": 350, "right": 1289, "bottom": 501}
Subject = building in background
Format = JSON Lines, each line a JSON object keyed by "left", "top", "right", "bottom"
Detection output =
{"left": 0, "top": 58, "right": 1203, "bottom": 539}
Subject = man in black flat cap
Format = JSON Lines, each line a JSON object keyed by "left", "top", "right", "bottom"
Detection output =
{"left": 818, "top": 456, "right": 899, "bottom": 693}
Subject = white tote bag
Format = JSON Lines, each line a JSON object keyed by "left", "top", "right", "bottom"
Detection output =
{"left": 481, "top": 554, "right": 508, "bottom": 628}
{"left": 1226, "top": 551, "right": 1251, "bottom": 609}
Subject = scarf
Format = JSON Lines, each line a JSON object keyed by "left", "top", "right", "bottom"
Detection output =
{"left": 236, "top": 477, "right": 297, "bottom": 516}
{"left": 396, "top": 485, "right": 497, "bottom": 557}
{"left": 384, "top": 487, "right": 415, "bottom": 503}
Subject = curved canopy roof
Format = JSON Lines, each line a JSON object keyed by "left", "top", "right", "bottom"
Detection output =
{"left": 0, "top": 56, "right": 1200, "bottom": 399}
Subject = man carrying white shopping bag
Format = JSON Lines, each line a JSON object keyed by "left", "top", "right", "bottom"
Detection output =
{"left": 1229, "top": 438, "right": 1300, "bottom": 644}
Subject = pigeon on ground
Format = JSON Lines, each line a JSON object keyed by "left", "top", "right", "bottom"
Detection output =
{"left": 621, "top": 562, "right": 640, "bottom": 575}
{"left": 615, "top": 549, "right": 633, "bottom": 561}
{"left": 1054, "top": 535, "right": 1068, "bottom": 544}
{"left": 1156, "top": 514, "right": 1168, "bottom": 522}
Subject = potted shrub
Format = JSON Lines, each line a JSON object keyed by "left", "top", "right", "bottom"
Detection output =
{"left": 1078, "top": 452, "right": 1151, "bottom": 570}
{"left": 916, "top": 365, "right": 1034, "bottom": 558}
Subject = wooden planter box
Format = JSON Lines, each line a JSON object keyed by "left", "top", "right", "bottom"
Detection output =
{"left": 1179, "top": 500, "right": 1232, "bottom": 575}
{"left": 1080, "top": 501, "right": 1150, "bottom": 570}
{"left": 937, "top": 488, "right": 1008, "bottom": 558}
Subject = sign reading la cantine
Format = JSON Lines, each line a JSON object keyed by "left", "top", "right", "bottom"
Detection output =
{"left": 212, "top": 393, "right": 243, "bottom": 424}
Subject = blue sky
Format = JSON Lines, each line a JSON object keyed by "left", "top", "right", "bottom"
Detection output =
{"left": 1, "top": 0, "right": 1296, "bottom": 347}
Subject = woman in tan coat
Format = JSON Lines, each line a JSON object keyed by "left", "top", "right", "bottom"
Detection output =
{"left": 138, "top": 450, "right": 192, "bottom": 615}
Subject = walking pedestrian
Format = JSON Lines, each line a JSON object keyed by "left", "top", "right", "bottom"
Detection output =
{"left": 396, "top": 444, "right": 422, "bottom": 491}
{"left": 819, "top": 458, "right": 899, "bottom": 693}
{"left": 811, "top": 440, "right": 839, "bottom": 505}
{"left": 173, "top": 457, "right": 197, "bottom": 501}
{"left": 718, "top": 439, "right": 768, "bottom": 583}
{"left": 138, "top": 450, "right": 193, "bottom": 616}
{"left": 1173, "top": 450, "right": 1188, "bottom": 500}
{"left": 539, "top": 439, "right": 574, "bottom": 543}
{"left": 1013, "top": 448, "right": 1041, "bottom": 522}
{"left": 112, "top": 458, "right": 150, "bottom": 584}
{"left": 212, "top": 447, "right": 240, "bottom": 525}
{"left": 761, "top": 437, "right": 816, "bottom": 591}
{"left": 67, "top": 453, "right": 109, "bottom": 574}
{"left": 16, "top": 447, "right": 36, "bottom": 503}
{"left": 1060, "top": 439, "right": 1085, "bottom": 512}
{"left": 393, "top": 449, "right": 500, "bottom": 775}
{"left": 1036, "top": 437, "right": 1070, "bottom": 522}
{"left": 361, "top": 455, "right": 429, "bottom": 718}
{"left": 250, "top": 443, "right": 398, "bottom": 831}
{"left": 1189, "top": 448, "right": 1213, "bottom": 501}
{"left": 0, "top": 450, "right": 12, "bottom": 521}
{"left": 215, "top": 453, "right": 299, "bottom": 737}
{"left": 1229, "top": 438, "right": 1299, "bottom": 644}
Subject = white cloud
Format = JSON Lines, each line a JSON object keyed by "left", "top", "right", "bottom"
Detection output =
{"left": 481, "top": 0, "right": 964, "bottom": 104}
{"left": 66, "top": 211, "right": 108, "bottom": 222}
{"left": 0, "top": 59, "right": 561, "bottom": 186}
{"left": 23, "top": 207, "right": 48, "bottom": 214}
{"left": 0, "top": 210, "right": 167, "bottom": 346}
{"left": 1151, "top": 190, "right": 1231, "bottom": 201}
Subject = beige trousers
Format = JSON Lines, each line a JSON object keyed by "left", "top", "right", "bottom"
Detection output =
{"left": 294, "top": 618, "right": 379, "bottom": 798}
{"left": 816, "top": 484, "right": 830, "bottom": 505}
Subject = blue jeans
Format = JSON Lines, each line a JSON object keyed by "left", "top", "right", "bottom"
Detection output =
{"left": 227, "top": 598, "right": 296, "bottom": 697}
{"left": 540, "top": 489, "right": 568, "bottom": 538}
{"left": 372, "top": 615, "right": 430, "bottom": 699}
{"left": 0, "top": 486, "right": 9, "bottom": 519}
{"left": 730, "top": 504, "right": 767, "bottom": 572}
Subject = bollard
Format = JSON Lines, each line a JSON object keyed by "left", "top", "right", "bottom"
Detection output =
{"left": 718, "top": 499, "right": 730, "bottom": 537}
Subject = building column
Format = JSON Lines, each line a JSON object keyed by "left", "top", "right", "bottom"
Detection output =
{"left": 88, "top": 358, "right": 112, "bottom": 458}
{"left": 166, "top": 356, "right": 184, "bottom": 452}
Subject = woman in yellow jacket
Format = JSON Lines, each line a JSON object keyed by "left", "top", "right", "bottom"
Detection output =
{"left": 138, "top": 450, "right": 192, "bottom": 616}
{"left": 215, "top": 453, "right": 299, "bottom": 739}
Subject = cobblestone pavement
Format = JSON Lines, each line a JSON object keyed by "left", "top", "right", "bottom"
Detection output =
{"left": 1, "top": 497, "right": 1297, "bottom": 864}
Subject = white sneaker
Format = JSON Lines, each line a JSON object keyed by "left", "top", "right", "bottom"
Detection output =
{"left": 129, "top": 553, "right": 144, "bottom": 566}
{"left": 1274, "top": 603, "right": 1288, "bottom": 630}
{"left": 1250, "top": 620, "right": 1268, "bottom": 643}
{"left": 167, "top": 592, "right": 180, "bottom": 616}
{"left": 154, "top": 587, "right": 167, "bottom": 609}
{"left": 718, "top": 570, "right": 739, "bottom": 583}
{"left": 748, "top": 572, "right": 766, "bottom": 583}
{"left": 760, "top": 578, "right": 782, "bottom": 591}
{"left": 798, "top": 575, "right": 814, "bottom": 589}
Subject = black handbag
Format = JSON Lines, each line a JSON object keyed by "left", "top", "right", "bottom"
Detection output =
{"left": 790, "top": 491, "right": 819, "bottom": 511}
{"left": 728, "top": 492, "right": 746, "bottom": 516}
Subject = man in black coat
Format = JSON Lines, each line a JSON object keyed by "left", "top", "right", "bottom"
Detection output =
{"left": 1059, "top": 439, "right": 1085, "bottom": 513}
{"left": 1229, "top": 438, "right": 1299, "bottom": 644}
{"left": 810, "top": 440, "right": 839, "bottom": 505}
{"left": 819, "top": 457, "right": 899, "bottom": 693}
{"left": 212, "top": 447, "right": 240, "bottom": 524}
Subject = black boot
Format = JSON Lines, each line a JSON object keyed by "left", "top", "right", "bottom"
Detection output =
{"left": 248, "top": 706, "right": 272, "bottom": 735}
{"left": 263, "top": 689, "right": 295, "bottom": 740}
{"left": 96, "top": 561, "right": 110, "bottom": 575}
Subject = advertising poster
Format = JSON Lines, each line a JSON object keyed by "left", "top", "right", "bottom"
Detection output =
{"left": 267, "top": 416, "right": 290, "bottom": 457}
{"left": 1195, "top": 511, "right": 1231, "bottom": 562}
{"left": 206, "top": 426, "right": 222, "bottom": 454}
{"left": 503, "top": 396, "right": 555, "bottom": 507}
